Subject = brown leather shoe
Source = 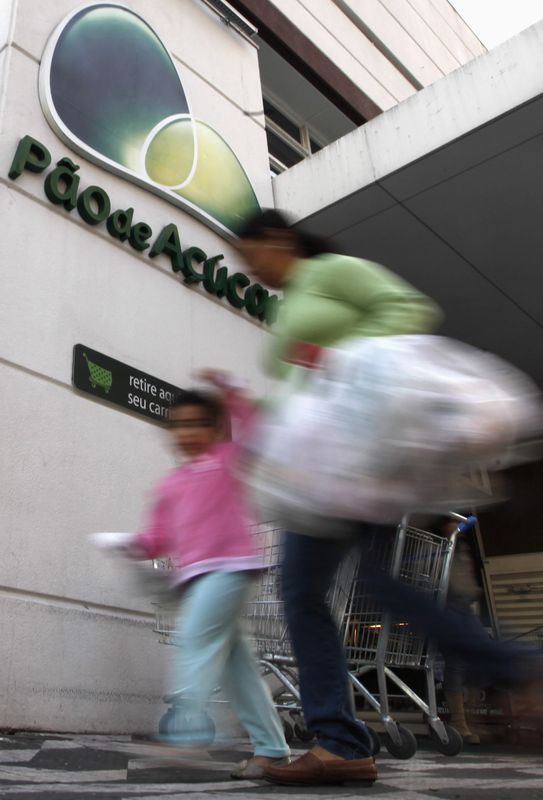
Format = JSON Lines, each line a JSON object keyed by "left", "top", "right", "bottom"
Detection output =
{"left": 264, "top": 750, "right": 377, "bottom": 786}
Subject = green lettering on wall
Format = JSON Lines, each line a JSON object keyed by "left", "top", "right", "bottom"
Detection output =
{"left": 203, "top": 255, "right": 228, "bottom": 297}
{"left": 226, "top": 272, "right": 250, "bottom": 309}
{"left": 44, "top": 157, "right": 80, "bottom": 211}
{"left": 77, "top": 185, "right": 111, "bottom": 225}
{"left": 129, "top": 222, "right": 153, "bottom": 251}
{"left": 181, "top": 247, "right": 206, "bottom": 284}
{"left": 107, "top": 208, "right": 134, "bottom": 241}
{"left": 8, "top": 135, "right": 51, "bottom": 179}
{"left": 149, "top": 224, "right": 183, "bottom": 271}
{"left": 245, "top": 283, "right": 269, "bottom": 320}
{"left": 8, "top": 136, "right": 280, "bottom": 326}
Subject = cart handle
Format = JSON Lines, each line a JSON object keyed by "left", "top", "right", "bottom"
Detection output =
{"left": 457, "top": 515, "right": 477, "bottom": 533}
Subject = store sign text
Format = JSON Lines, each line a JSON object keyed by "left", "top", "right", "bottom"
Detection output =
{"left": 72, "top": 344, "right": 182, "bottom": 422}
{"left": 8, "top": 136, "right": 279, "bottom": 325}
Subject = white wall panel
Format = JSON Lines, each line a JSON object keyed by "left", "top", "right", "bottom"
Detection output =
{"left": 405, "top": 0, "right": 481, "bottom": 65}
{"left": 379, "top": 0, "right": 461, "bottom": 73}
{"left": 426, "top": 0, "right": 486, "bottom": 57}
{"left": 265, "top": 0, "right": 399, "bottom": 110}
{"left": 296, "top": 0, "right": 416, "bottom": 102}
{"left": 0, "top": 0, "right": 276, "bottom": 733}
{"left": 0, "top": 592, "right": 167, "bottom": 733}
{"left": 336, "top": 0, "right": 445, "bottom": 86}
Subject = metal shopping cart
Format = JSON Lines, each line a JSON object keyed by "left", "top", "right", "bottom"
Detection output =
{"left": 152, "top": 513, "right": 476, "bottom": 756}
{"left": 242, "top": 520, "right": 361, "bottom": 745}
{"left": 343, "top": 512, "right": 478, "bottom": 759}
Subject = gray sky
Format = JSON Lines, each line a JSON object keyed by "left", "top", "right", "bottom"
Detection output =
{"left": 449, "top": 0, "right": 543, "bottom": 48}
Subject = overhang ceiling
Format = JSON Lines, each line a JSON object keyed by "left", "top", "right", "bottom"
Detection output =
{"left": 274, "top": 23, "right": 543, "bottom": 387}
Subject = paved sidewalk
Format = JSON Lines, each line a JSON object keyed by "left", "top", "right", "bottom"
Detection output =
{"left": 0, "top": 732, "right": 542, "bottom": 799}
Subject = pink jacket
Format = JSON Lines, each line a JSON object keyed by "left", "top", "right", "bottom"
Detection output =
{"left": 133, "top": 392, "right": 261, "bottom": 584}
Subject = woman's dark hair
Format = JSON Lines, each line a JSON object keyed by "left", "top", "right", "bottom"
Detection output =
{"left": 169, "top": 390, "right": 223, "bottom": 428}
{"left": 236, "top": 208, "right": 338, "bottom": 258}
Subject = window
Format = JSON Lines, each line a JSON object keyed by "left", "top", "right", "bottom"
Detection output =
{"left": 263, "top": 98, "right": 323, "bottom": 174}
{"left": 257, "top": 38, "right": 357, "bottom": 176}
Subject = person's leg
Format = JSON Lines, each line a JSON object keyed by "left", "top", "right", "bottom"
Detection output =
{"left": 221, "top": 622, "right": 290, "bottom": 759}
{"left": 169, "top": 571, "right": 250, "bottom": 741}
{"left": 443, "top": 655, "right": 465, "bottom": 696}
{"left": 443, "top": 648, "right": 480, "bottom": 744}
{"left": 359, "top": 538, "right": 538, "bottom": 689}
{"left": 281, "top": 531, "right": 373, "bottom": 760}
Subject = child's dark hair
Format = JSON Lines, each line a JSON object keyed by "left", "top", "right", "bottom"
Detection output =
{"left": 169, "top": 390, "right": 224, "bottom": 428}
{"left": 236, "top": 208, "right": 339, "bottom": 257}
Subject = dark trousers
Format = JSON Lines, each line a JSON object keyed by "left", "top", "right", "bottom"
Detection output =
{"left": 282, "top": 527, "right": 537, "bottom": 759}
{"left": 282, "top": 531, "right": 372, "bottom": 758}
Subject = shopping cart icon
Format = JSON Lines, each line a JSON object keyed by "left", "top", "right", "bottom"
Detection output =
{"left": 83, "top": 352, "right": 112, "bottom": 394}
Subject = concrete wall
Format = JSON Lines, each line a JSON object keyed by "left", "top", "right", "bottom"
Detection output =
{"left": 0, "top": 0, "right": 273, "bottom": 732}
{"left": 264, "top": 0, "right": 485, "bottom": 110}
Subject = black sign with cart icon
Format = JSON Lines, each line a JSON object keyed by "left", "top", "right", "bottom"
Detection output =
{"left": 72, "top": 344, "right": 183, "bottom": 423}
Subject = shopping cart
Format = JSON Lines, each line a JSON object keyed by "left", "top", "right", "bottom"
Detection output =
{"left": 152, "top": 513, "right": 476, "bottom": 756}
{"left": 241, "top": 521, "right": 363, "bottom": 744}
{"left": 343, "top": 512, "right": 477, "bottom": 759}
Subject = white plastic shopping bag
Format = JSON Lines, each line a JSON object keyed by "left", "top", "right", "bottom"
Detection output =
{"left": 245, "top": 335, "right": 541, "bottom": 525}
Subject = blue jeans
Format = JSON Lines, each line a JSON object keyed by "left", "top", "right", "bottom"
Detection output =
{"left": 282, "top": 528, "right": 538, "bottom": 759}
{"left": 353, "top": 532, "right": 535, "bottom": 689}
{"left": 171, "top": 571, "right": 289, "bottom": 757}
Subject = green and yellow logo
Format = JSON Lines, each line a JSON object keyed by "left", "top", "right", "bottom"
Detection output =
{"left": 38, "top": 3, "right": 259, "bottom": 237}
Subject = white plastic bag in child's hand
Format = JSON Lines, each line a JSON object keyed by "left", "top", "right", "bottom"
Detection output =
{"left": 89, "top": 532, "right": 135, "bottom": 551}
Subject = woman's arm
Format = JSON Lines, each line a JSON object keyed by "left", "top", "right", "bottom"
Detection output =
{"left": 268, "top": 255, "right": 442, "bottom": 374}
{"left": 327, "top": 256, "right": 442, "bottom": 337}
{"left": 291, "top": 255, "right": 441, "bottom": 340}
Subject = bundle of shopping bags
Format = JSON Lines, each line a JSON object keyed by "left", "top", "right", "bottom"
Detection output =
{"left": 244, "top": 335, "right": 542, "bottom": 525}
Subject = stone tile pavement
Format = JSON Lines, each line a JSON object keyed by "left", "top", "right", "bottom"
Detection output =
{"left": 0, "top": 732, "right": 541, "bottom": 800}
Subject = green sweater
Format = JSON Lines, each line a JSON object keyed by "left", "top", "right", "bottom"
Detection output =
{"left": 267, "top": 253, "right": 442, "bottom": 379}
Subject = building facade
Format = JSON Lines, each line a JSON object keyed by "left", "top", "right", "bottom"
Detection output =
{"left": 1, "top": 0, "right": 493, "bottom": 733}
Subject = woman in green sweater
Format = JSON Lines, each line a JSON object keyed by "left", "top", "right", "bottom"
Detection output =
{"left": 235, "top": 209, "right": 440, "bottom": 786}
{"left": 238, "top": 211, "right": 440, "bottom": 379}
{"left": 236, "top": 210, "right": 542, "bottom": 787}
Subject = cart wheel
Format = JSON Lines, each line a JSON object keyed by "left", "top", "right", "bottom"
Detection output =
{"left": 282, "top": 718, "right": 294, "bottom": 744}
{"left": 429, "top": 723, "right": 463, "bottom": 756}
{"left": 383, "top": 724, "right": 417, "bottom": 759}
{"left": 367, "top": 726, "right": 381, "bottom": 757}
{"left": 294, "top": 722, "right": 315, "bottom": 742}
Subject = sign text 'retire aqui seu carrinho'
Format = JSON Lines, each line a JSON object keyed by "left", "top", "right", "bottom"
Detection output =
{"left": 8, "top": 135, "right": 280, "bottom": 325}
{"left": 72, "top": 344, "right": 183, "bottom": 423}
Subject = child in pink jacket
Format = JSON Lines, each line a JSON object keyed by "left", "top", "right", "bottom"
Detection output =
{"left": 131, "top": 372, "right": 290, "bottom": 779}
